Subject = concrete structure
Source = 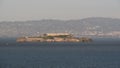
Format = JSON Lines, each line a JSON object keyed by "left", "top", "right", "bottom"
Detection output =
{"left": 43, "top": 33, "right": 71, "bottom": 36}
{"left": 17, "top": 33, "right": 92, "bottom": 42}
{"left": 17, "top": 37, "right": 45, "bottom": 42}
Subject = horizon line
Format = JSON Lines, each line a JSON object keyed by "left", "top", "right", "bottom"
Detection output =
{"left": 0, "top": 17, "right": 120, "bottom": 22}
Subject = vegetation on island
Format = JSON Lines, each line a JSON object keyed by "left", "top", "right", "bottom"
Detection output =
{"left": 17, "top": 33, "right": 92, "bottom": 42}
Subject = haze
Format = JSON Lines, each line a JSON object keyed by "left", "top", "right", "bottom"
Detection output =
{"left": 0, "top": 0, "right": 120, "bottom": 21}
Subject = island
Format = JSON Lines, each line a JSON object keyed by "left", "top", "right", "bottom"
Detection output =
{"left": 16, "top": 33, "right": 92, "bottom": 42}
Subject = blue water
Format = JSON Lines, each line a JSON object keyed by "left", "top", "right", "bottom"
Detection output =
{"left": 0, "top": 38, "right": 120, "bottom": 68}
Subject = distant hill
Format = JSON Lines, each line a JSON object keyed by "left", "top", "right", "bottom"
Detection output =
{"left": 0, "top": 17, "right": 120, "bottom": 38}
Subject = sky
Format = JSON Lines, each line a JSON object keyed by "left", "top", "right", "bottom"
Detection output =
{"left": 0, "top": 0, "right": 120, "bottom": 21}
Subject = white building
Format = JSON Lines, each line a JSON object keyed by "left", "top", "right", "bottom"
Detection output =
{"left": 44, "top": 33, "right": 71, "bottom": 36}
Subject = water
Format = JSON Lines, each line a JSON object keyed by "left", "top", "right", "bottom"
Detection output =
{"left": 0, "top": 38, "right": 120, "bottom": 68}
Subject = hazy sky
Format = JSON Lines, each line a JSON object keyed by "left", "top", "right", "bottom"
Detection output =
{"left": 0, "top": 0, "right": 120, "bottom": 21}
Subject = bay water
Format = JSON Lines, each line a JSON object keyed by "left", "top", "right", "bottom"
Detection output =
{"left": 0, "top": 38, "right": 120, "bottom": 68}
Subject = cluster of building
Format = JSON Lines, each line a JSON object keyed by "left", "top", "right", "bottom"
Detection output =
{"left": 81, "top": 31, "right": 120, "bottom": 38}
{"left": 17, "top": 33, "right": 92, "bottom": 42}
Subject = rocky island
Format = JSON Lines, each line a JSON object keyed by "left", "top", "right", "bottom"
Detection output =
{"left": 17, "top": 33, "right": 92, "bottom": 42}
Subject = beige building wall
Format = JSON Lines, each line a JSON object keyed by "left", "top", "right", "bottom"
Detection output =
{"left": 44, "top": 33, "right": 70, "bottom": 36}
{"left": 25, "top": 37, "right": 44, "bottom": 42}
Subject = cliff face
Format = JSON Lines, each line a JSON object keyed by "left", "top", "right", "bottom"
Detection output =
{"left": 17, "top": 37, "right": 92, "bottom": 42}
{"left": 17, "top": 33, "right": 92, "bottom": 42}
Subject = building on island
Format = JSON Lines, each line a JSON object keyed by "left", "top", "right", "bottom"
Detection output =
{"left": 43, "top": 33, "right": 71, "bottom": 36}
{"left": 17, "top": 33, "right": 92, "bottom": 42}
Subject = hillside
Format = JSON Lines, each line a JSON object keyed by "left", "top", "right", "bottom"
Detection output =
{"left": 0, "top": 17, "right": 120, "bottom": 38}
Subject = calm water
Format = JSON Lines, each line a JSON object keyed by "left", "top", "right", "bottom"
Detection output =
{"left": 0, "top": 38, "right": 120, "bottom": 68}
